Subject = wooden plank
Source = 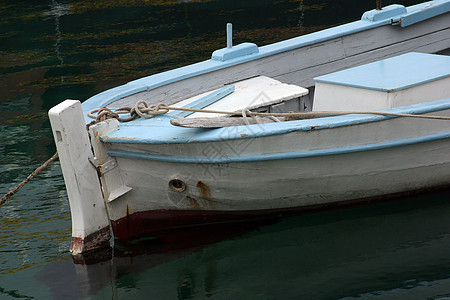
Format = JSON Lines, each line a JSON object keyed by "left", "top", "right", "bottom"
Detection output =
{"left": 170, "top": 113, "right": 331, "bottom": 128}
{"left": 170, "top": 116, "right": 284, "bottom": 128}
{"left": 88, "top": 119, "right": 133, "bottom": 203}
{"left": 176, "top": 85, "right": 235, "bottom": 117}
{"left": 276, "top": 28, "right": 450, "bottom": 87}
{"left": 181, "top": 76, "right": 308, "bottom": 118}
{"left": 48, "top": 100, "right": 111, "bottom": 254}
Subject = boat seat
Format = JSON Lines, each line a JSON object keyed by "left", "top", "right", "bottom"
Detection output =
{"left": 313, "top": 52, "right": 450, "bottom": 112}
{"left": 173, "top": 76, "right": 309, "bottom": 118}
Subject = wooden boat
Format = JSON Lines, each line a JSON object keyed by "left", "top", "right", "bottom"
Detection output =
{"left": 48, "top": 1, "right": 450, "bottom": 254}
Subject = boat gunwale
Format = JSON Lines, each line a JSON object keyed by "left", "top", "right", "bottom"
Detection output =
{"left": 99, "top": 98, "right": 450, "bottom": 144}
{"left": 107, "top": 131, "right": 450, "bottom": 164}
{"left": 80, "top": 1, "right": 450, "bottom": 119}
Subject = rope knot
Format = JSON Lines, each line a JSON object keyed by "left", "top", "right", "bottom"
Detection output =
{"left": 135, "top": 101, "right": 170, "bottom": 119}
{"left": 94, "top": 107, "right": 119, "bottom": 122}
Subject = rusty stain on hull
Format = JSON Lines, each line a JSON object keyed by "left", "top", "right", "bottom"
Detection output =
{"left": 196, "top": 181, "right": 213, "bottom": 200}
{"left": 186, "top": 196, "right": 201, "bottom": 209}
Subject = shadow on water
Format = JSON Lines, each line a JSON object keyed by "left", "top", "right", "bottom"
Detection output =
{"left": 36, "top": 189, "right": 450, "bottom": 299}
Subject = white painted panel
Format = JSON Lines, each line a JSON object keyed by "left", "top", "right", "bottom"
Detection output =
{"left": 313, "top": 77, "right": 450, "bottom": 111}
{"left": 48, "top": 100, "right": 110, "bottom": 243}
{"left": 391, "top": 77, "right": 450, "bottom": 107}
{"left": 172, "top": 76, "right": 308, "bottom": 118}
{"left": 313, "top": 83, "right": 390, "bottom": 111}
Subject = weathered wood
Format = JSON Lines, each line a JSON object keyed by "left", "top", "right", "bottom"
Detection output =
{"left": 177, "top": 76, "right": 308, "bottom": 118}
{"left": 170, "top": 112, "right": 340, "bottom": 128}
{"left": 170, "top": 117, "right": 285, "bottom": 128}
{"left": 48, "top": 100, "right": 111, "bottom": 254}
{"left": 176, "top": 85, "right": 235, "bottom": 118}
{"left": 89, "top": 119, "right": 132, "bottom": 202}
{"left": 276, "top": 27, "right": 450, "bottom": 88}
{"left": 170, "top": 111, "right": 450, "bottom": 128}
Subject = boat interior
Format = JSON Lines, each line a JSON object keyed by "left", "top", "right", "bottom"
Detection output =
{"left": 102, "top": 48, "right": 450, "bottom": 128}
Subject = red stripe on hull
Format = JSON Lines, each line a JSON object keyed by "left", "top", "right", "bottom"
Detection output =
{"left": 111, "top": 208, "right": 286, "bottom": 241}
{"left": 110, "top": 201, "right": 374, "bottom": 241}
{"left": 110, "top": 185, "right": 450, "bottom": 241}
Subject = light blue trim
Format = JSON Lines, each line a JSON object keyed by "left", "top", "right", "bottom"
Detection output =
{"left": 108, "top": 132, "right": 450, "bottom": 164}
{"left": 81, "top": 1, "right": 450, "bottom": 117}
{"left": 177, "top": 85, "right": 235, "bottom": 118}
{"left": 212, "top": 43, "right": 259, "bottom": 62}
{"left": 83, "top": 83, "right": 147, "bottom": 123}
{"left": 396, "top": 0, "right": 450, "bottom": 27}
{"left": 361, "top": 4, "right": 407, "bottom": 22}
{"left": 100, "top": 98, "right": 450, "bottom": 144}
{"left": 314, "top": 53, "right": 450, "bottom": 92}
{"left": 226, "top": 23, "right": 232, "bottom": 48}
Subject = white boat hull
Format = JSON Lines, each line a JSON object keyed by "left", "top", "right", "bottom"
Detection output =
{"left": 98, "top": 107, "right": 450, "bottom": 240}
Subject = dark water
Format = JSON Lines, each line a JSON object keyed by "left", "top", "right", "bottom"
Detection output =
{"left": 1, "top": 0, "right": 449, "bottom": 299}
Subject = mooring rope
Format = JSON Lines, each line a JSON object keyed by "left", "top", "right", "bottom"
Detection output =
{"left": 0, "top": 152, "right": 58, "bottom": 206}
{"left": 86, "top": 100, "right": 450, "bottom": 122}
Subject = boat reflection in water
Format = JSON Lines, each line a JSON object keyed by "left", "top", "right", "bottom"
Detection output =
{"left": 40, "top": 189, "right": 450, "bottom": 299}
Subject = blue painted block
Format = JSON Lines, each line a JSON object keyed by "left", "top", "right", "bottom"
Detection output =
{"left": 314, "top": 52, "right": 450, "bottom": 92}
{"left": 177, "top": 85, "right": 235, "bottom": 118}
{"left": 361, "top": 4, "right": 406, "bottom": 22}
{"left": 212, "top": 43, "right": 259, "bottom": 62}
{"left": 397, "top": 0, "right": 450, "bottom": 27}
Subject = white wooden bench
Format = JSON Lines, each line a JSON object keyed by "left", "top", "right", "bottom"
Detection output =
{"left": 172, "top": 76, "right": 309, "bottom": 118}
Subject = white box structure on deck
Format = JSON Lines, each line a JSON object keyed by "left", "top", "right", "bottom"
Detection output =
{"left": 312, "top": 52, "right": 450, "bottom": 112}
